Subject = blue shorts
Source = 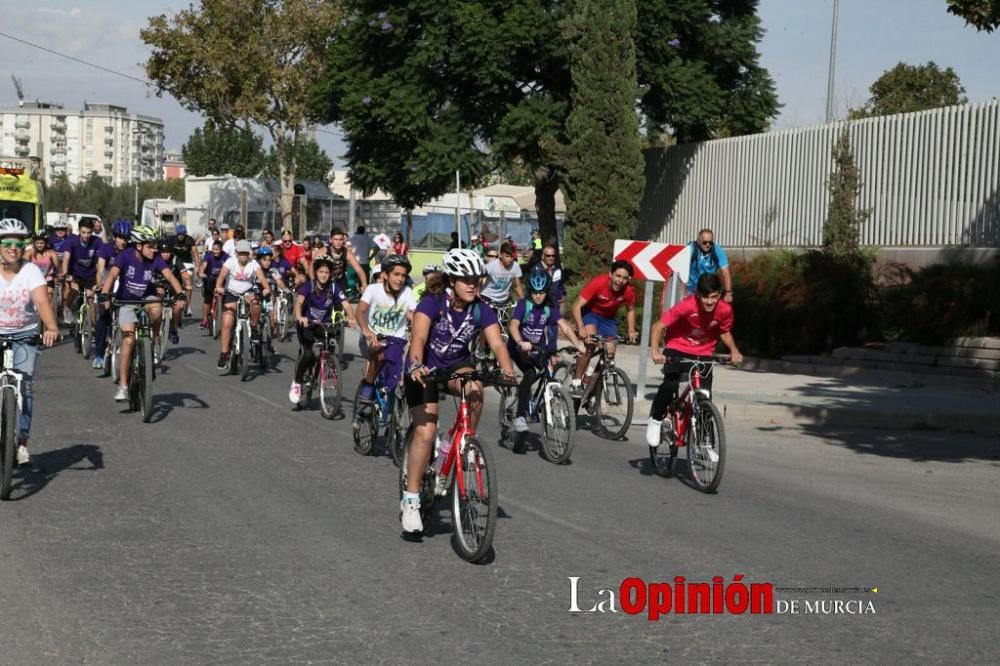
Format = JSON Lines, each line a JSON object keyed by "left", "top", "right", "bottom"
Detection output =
{"left": 582, "top": 311, "right": 618, "bottom": 338}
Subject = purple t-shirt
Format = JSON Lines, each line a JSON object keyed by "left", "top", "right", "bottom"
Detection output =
{"left": 97, "top": 241, "right": 121, "bottom": 264}
{"left": 48, "top": 232, "right": 75, "bottom": 259}
{"left": 273, "top": 256, "right": 293, "bottom": 280}
{"left": 415, "top": 294, "right": 499, "bottom": 370}
{"left": 296, "top": 280, "right": 346, "bottom": 323}
{"left": 202, "top": 251, "right": 230, "bottom": 281}
{"left": 113, "top": 247, "right": 169, "bottom": 300}
{"left": 64, "top": 234, "right": 103, "bottom": 279}
{"left": 510, "top": 298, "right": 561, "bottom": 350}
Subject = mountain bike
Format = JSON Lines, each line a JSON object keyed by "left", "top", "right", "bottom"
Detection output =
{"left": 556, "top": 335, "right": 634, "bottom": 440}
{"left": 69, "top": 283, "right": 96, "bottom": 359}
{"left": 0, "top": 335, "right": 38, "bottom": 500}
{"left": 208, "top": 290, "right": 223, "bottom": 340}
{"left": 498, "top": 345, "right": 577, "bottom": 464}
{"left": 398, "top": 369, "right": 515, "bottom": 563}
{"left": 295, "top": 311, "right": 346, "bottom": 418}
{"left": 222, "top": 290, "right": 258, "bottom": 381}
{"left": 275, "top": 288, "right": 294, "bottom": 342}
{"left": 102, "top": 306, "right": 121, "bottom": 380}
{"left": 649, "top": 357, "right": 727, "bottom": 493}
{"left": 352, "top": 335, "right": 409, "bottom": 465}
{"left": 112, "top": 297, "right": 170, "bottom": 423}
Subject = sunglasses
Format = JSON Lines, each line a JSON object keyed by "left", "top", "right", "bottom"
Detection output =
{"left": 700, "top": 240, "right": 714, "bottom": 247}
{"left": 0, "top": 240, "right": 27, "bottom": 249}
{"left": 543, "top": 253, "right": 556, "bottom": 258}
{"left": 487, "top": 253, "right": 498, "bottom": 259}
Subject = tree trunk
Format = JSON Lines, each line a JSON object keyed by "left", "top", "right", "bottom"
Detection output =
{"left": 533, "top": 167, "right": 560, "bottom": 247}
{"left": 275, "top": 131, "right": 299, "bottom": 238}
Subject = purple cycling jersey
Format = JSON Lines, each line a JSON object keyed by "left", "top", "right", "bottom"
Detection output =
{"left": 64, "top": 234, "right": 103, "bottom": 279}
{"left": 296, "top": 280, "right": 346, "bottom": 323}
{"left": 112, "top": 247, "right": 169, "bottom": 300}
{"left": 510, "top": 298, "right": 560, "bottom": 351}
{"left": 414, "top": 294, "right": 498, "bottom": 370}
{"left": 202, "top": 251, "right": 229, "bottom": 282}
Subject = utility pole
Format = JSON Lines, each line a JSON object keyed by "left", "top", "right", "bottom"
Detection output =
{"left": 825, "top": 0, "right": 840, "bottom": 123}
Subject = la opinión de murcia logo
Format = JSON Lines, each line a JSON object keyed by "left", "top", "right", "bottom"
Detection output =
{"left": 569, "top": 577, "right": 877, "bottom": 618}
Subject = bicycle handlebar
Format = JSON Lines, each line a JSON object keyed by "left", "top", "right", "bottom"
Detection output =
{"left": 422, "top": 368, "right": 519, "bottom": 387}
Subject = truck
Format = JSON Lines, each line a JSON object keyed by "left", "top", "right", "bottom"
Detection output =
{"left": 0, "top": 157, "right": 44, "bottom": 231}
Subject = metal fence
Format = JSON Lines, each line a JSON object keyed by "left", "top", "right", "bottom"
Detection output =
{"left": 638, "top": 100, "right": 1000, "bottom": 248}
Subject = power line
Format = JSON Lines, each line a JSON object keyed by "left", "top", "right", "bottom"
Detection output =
{"left": 0, "top": 29, "right": 153, "bottom": 86}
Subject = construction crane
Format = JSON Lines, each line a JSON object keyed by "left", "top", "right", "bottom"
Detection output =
{"left": 11, "top": 75, "right": 24, "bottom": 107}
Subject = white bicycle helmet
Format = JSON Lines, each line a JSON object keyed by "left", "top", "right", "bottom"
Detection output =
{"left": 443, "top": 248, "right": 486, "bottom": 278}
{"left": 0, "top": 218, "right": 30, "bottom": 238}
{"left": 50, "top": 216, "right": 70, "bottom": 230}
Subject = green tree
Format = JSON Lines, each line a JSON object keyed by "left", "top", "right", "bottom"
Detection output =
{"left": 142, "top": 0, "right": 342, "bottom": 237}
{"left": 849, "top": 62, "right": 967, "bottom": 119}
{"left": 182, "top": 121, "right": 265, "bottom": 177}
{"left": 946, "top": 0, "right": 1000, "bottom": 31}
{"left": 311, "top": 0, "right": 778, "bottom": 259}
{"left": 264, "top": 135, "right": 333, "bottom": 183}
{"left": 823, "top": 129, "right": 870, "bottom": 260}
{"left": 561, "top": 0, "right": 645, "bottom": 277}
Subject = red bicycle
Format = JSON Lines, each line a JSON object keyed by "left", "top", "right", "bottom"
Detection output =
{"left": 399, "top": 369, "right": 513, "bottom": 563}
{"left": 649, "top": 357, "right": 728, "bottom": 493}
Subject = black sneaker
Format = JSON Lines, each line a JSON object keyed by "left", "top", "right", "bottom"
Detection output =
{"left": 217, "top": 353, "right": 229, "bottom": 370}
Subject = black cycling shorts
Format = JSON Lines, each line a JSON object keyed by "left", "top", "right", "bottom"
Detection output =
{"left": 404, "top": 364, "right": 472, "bottom": 409}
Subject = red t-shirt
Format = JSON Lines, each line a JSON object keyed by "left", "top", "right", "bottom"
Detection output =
{"left": 661, "top": 295, "right": 733, "bottom": 356}
{"left": 580, "top": 275, "right": 636, "bottom": 319}
{"left": 282, "top": 242, "right": 305, "bottom": 269}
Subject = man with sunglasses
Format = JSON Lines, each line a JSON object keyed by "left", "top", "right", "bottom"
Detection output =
{"left": 687, "top": 229, "right": 733, "bottom": 304}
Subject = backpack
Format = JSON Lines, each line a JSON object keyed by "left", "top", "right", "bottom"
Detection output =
{"left": 522, "top": 298, "right": 553, "bottom": 346}
{"left": 688, "top": 240, "right": 720, "bottom": 278}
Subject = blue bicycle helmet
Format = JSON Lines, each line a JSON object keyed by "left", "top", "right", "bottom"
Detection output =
{"left": 256, "top": 245, "right": 273, "bottom": 257}
{"left": 175, "top": 224, "right": 187, "bottom": 235}
{"left": 527, "top": 268, "right": 551, "bottom": 294}
{"left": 111, "top": 219, "right": 132, "bottom": 238}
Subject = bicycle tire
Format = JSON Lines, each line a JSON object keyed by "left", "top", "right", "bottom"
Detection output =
{"left": 259, "top": 323, "right": 271, "bottom": 372}
{"left": 398, "top": 424, "right": 435, "bottom": 533}
{"left": 319, "top": 354, "right": 342, "bottom": 419}
{"left": 650, "top": 416, "right": 677, "bottom": 478}
{"left": 239, "top": 321, "right": 252, "bottom": 381}
{"left": 213, "top": 298, "right": 224, "bottom": 340}
{"left": 687, "top": 399, "right": 726, "bottom": 493}
{"left": 139, "top": 339, "right": 154, "bottom": 422}
{"left": 451, "top": 436, "right": 498, "bottom": 563}
{"left": 541, "top": 384, "right": 576, "bottom": 464}
{"left": 0, "top": 389, "right": 16, "bottom": 500}
{"left": 351, "top": 383, "right": 374, "bottom": 455}
{"left": 497, "top": 386, "right": 517, "bottom": 450}
{"left": 107, "top": 329, "right": 121, "bottom": 381}
{"left": 594, "top": 366, "right": 634, "bottom": 441}
{"left": 389, "top": 388, "right": 409, "bottom": 468}
{"left": 80, "top": 304, "right": 92, "bottom": 359}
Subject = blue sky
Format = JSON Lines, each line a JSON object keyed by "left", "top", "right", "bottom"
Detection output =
{"left": 2, "top": 0, "right": 999, "bottom": 163}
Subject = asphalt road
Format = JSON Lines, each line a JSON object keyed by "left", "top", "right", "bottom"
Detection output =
{"left": 1, "top": 315, "right": 997, "bottom": 664}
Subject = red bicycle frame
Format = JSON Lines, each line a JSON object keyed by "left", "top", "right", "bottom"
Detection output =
{"left": 669, "top": 367, "right": 705, "bottom": 449}
{"left": 438, "top": 379, "right": 485, "bottom": 502}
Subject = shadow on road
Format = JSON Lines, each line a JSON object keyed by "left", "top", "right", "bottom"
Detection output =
{"left": 789, "top": 424, "right": 1000, "bottom": 464}
{"left": 147, "top": 391, "right": 211, "bottom": 423}
{"left": 11, "top": 443, "right": 104, "bottom": 500}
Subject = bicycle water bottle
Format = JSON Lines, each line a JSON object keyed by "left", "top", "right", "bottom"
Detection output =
{"left": 434, "top": 434, "right": 451, "bottom": 475}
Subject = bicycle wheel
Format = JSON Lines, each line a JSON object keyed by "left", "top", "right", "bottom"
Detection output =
{"left": 388, "top": 388, "right": 410, "bottom": 468}
{"left": 104, "top": 328, "right": 119, "bottom": 379}
{"left": 240, "top": 321, "right": 252, "bottom": 381}
{"left": 213, "top": 298, "right": 224, "bottom": 340}
{"left": 139, "top": 339, "right": 154, "bottom": 422}
{"left": 0, "top": 389, "right": 16, "bottom": 500}
{"left": 80, "top": 304, "right": 92, "bottom": 359}
{"left": 497, "top": 386, "right": 518, "bottom": 450}
{"left": 541, "top": 384, "right": 576, "bottom": 464}
{"left": 687, "top": 399, "right": 726, "bottom": 493}
{"left": 351, "top": 383, "right": 374, "bottom": 455}
{"left": 398, "top": 424, "right": 435, "bottom": 532}
{"left": 451, "top": 436, "right": 498, "bottom": 563}
{"left": 594, "top": 366, "right": 634, "bottom": 440}
{"left": 319, "top": 354, "right": 342, "bottom": 419}
{"left": 259, "top": 323, "right": 271, "bottom": 372}
{"left": 650, "top": 417, "right": 677, "bottom": 478}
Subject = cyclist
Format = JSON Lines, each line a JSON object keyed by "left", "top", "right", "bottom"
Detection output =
{"left": 569, "top": 259, "right": 639, "bottom": 395}
{"left": 155, "top": 239, "right": 189, "bottom": 344}
{"left": 479, "top": 242, "right": 523, "bottom": 314}
{"left": 0, "top": 218, "right": 59, "bottom": 467}
{"left": 197, "top": 240, "right": 229, "bottom": 329}
{"left": 48, "top": 217, "right": 75, "bottom": 323}
{"left": 98, "top": 225, "right": 184, "bottom": 402}
{"left": 255, "top": 244, "right": 288, "bottom": 341}
{"left": 326, "top": 228, "right": 368, "bottom": 293}
{"left": 411, "top": 264, "right": 440, "bottom": 301}
{"left": 402, "top": 248, "right": 516, "bottom": 534}
{"left": 25, "top": 231, "right": 60, "bottom": 300}
{"left": 353, "top": 254, "right": 416, "bottom": 417}
{"left": 646, "top": 273, "right": 743, "bottom": 448}
{"left": 92, "top": 219, "right": 132, "bottom": 369}
{"left": 214, "top": 240, "right": 271, "bottom": 370}
{"left": 288, "top": 255, "right": 355, "bottom": 404}
{"left": 508, "top": 269, "right": 585, "bottom": 445}
{"left": 60, "top": 218, "right": 104, "bottom": 348}
{"left": 170, "top": 224, "right": 200, "bottom": 316}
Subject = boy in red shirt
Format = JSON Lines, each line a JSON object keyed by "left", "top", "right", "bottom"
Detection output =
{"left": 646, "top": 273, "right": 743, "bottom": 446}
{"left": 570, "top": 259, "right": 639, "bottom": 393}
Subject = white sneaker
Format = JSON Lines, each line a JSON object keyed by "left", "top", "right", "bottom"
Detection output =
{"left": 569, "top": 378, "right": 583, "bottom": 396}
{"left": 400, "top": 497, "right": 423, "bottom": 533}
{"left": 700, "top": 444, "right": 720, "bottom": 463}
{"left": 513, "top": 416, "right": 529, "bottom": 432}
{"left": 288, "top": 382, "right": 302, "bottom": 404}
{"left": 16, "top": 445, "right": 29, "bottom": 466}
{"left": 63, "top": 305, "right": 73, "bottom": 324}
{"left": 114, "top": 385, "right": 128, "bottom": 402}
{"left": 646, "top": 419, "right": 662, "bottom": 447}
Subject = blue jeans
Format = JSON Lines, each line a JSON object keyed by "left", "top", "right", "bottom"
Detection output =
{"left": 8, "top": 338, "right": 39, "bottom": 442}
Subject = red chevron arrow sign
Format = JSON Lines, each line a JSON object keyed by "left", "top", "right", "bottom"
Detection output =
{"left": 613, "top": 240, "right": 690, "bottom": 283}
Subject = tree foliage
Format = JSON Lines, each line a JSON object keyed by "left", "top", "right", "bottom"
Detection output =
{"left": 46, "top": 174, "right": 183, "bottom": 222}
{"left": 849, "top": 62, "right": 967, "bottom": 119}
{"left": 562, "top": 0, "right": 645, "bottom": 277}
{"left": 946, "top": 0, "right": 1000, "bottom": 32}
{"left": 311, "top": 0, "right": 778, "bottom": 264}
{"left": 182, "top": 120, "right": 265, "bottom": 177}
{"left": 142, "top": 0, "right": 342, "bottom": 234}
{"left": 264, "top": 135, "right": 334, "bottom": 183}
{"left": 823, "top": 129, "right": 870, "bottom": 260}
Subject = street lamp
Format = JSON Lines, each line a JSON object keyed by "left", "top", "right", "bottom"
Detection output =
{"left": 132, "top": 127, "right": 144, "bottom": 218}
{"left": 825, "top": 0, "right": 840, "bottom": 123}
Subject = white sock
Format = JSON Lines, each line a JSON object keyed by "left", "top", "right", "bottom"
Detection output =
{"left": 646, "top": 419, "right": 662, "bottom": 447}
{"left": 403, "top": 491, "right": 419, "bottom": 502}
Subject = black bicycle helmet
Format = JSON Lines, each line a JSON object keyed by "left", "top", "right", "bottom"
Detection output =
{"left": 380, "top": 253, "right": 411, "bottom": 273}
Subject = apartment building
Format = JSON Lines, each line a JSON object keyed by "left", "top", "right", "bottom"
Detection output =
{"left": 0, "top": 101, "right": 165, "bottom": 186}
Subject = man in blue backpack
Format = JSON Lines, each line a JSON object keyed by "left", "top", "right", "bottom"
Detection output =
{"left": 687, "top": 228, "right": 733, "bottom": 304}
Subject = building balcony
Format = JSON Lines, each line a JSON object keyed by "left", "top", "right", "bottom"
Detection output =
{"left": 13, "top": 145, "right": 29, "bottom": 157}
{"left": 104, "top": 149, "right": 114, "bottom": 158}
{"left": 104, "top": 125, "right": 114, "bottom": 132}
{"left": 52, "top": 120, "right": 67, "bottom": 131}
{"left": 104, "top": 136, "right": 114, "bottom": 146}
{"left": 14, "top": 129, "right": 30, "bottom": 142}
{"left": 51, "top": 155, "right": 67, "bottom": 166}
{"left": 103, "top": 162, "right": 113, "bottom": 171}
{"left": 14, "top": 119, "right": 30, "bottom": 129}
